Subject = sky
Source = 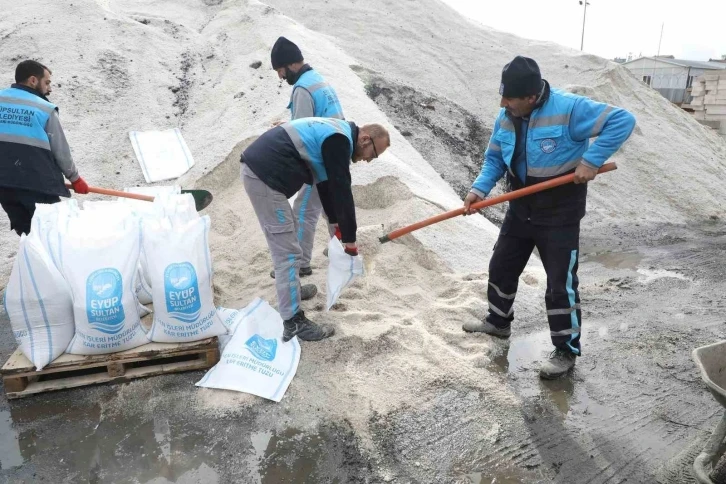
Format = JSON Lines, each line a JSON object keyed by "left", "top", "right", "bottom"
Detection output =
{"left": 441, "top": 0, "right": 726, "bottom": 62}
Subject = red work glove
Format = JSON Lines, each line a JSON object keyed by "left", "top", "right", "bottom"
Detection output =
{"left": 334, "top": 226, "right": 342, "bottom": 240}
{"left": 344, "top": 244, "right": 358, "bottom": 256}
{"left": 71, "top": 177, "right": 89, "bottom": 194}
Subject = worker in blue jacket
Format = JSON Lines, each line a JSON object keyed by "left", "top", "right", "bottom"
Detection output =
{"left": 269, "top": 36, "right": 345, "bottom": 280}
{"left": 462, "top": 56, "right": 636, "bottom": 379}
{"left": 0, "top": 60, "right": 89, "bottom": 235}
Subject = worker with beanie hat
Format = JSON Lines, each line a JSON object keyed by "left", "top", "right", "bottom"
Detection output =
{"left": 462, "top": 55, "right": 636, "bottom": 380}
{"left": 267, "top": 36, "right": 345, "bottom": 280}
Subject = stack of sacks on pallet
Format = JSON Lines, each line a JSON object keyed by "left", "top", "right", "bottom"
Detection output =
{"left": 2, "top": 189, "right": 226, "bottom": 369}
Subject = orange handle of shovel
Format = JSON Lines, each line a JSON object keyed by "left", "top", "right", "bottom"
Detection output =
{"left": 65, "top": 183, "right": 155, "bottom": 202}
{"left": 379, "top": 163, "right": 617, "bottom": 243}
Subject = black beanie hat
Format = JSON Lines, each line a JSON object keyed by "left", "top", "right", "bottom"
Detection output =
{"left": 271, "top": 37, "right": 304, "bottom": 69}
{"left": 499, "top": 56, "right": 542, "bottom": 98}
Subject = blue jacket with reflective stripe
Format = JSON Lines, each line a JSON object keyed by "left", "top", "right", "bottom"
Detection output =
{"left": 241, "top": 117, "right": 359, "bottom": 240}
{"left": 0, "top": 87, "right": 54, "bottom": 144}
{"left": 289, "top": 69, "right": 344, "bottom": 119}
{"left": 282, "top": 118, "right": 353, "bottom": 184}
{"left": 471, "top": 83, "right": 635, "bottom": 224}
{"left": 0, "top": 87, "right": 69, "bottom": 196}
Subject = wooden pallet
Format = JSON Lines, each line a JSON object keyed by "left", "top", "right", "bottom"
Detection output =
{"left": 1, "top": 338, "right": 219, "bottom": 399}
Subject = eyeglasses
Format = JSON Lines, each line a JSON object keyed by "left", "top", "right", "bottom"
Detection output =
{"left": 370, "top": 138, "right": 379, "bottom": 159}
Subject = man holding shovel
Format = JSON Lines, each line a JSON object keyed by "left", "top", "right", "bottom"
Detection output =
{"left": 462, "top": 56, "right": 635, "bottom": 379}
{"left": 241, "top": 118, "right": 389, "bottom": 342}
{"left": 0, "top": 60, "right": 89, "bottom": 235}
{"left": 269, "top": 36, "right": 345, "bottom": 280}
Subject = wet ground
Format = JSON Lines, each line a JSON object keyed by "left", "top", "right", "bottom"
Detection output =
{"left": 1, "top": 219, "right": 725, "bottom": 483}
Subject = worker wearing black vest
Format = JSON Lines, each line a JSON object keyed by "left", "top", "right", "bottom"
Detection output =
{"left": 0, "top": 60, "right": 88, "bottom": 235}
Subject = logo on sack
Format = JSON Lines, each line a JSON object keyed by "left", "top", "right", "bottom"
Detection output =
{"left": 245, "top": 334, "right": 277, "bottom": 362}
{"left": 540, "top": 138, "right": 557, "bottom": 153}
{"left": 164, "top": 262, "right": 201, "bottom": 323}
{"left": 86, "top": 268, "right": 125, "bottom": 334}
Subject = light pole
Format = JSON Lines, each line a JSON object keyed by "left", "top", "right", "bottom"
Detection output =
{"left": 579, "top": 0, "right": 590, "bottom": 51}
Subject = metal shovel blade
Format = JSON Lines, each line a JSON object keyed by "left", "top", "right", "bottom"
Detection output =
{"left": 181, "top": 189, "right": 213, "bottom": 211}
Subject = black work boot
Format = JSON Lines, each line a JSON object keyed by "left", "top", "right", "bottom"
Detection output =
{"left": 270, "top": 266, "right": 313, "bottom": 279}
{"left": 539, "top": 348, "right": 577, "bottom": 379}
{"left": 462, "top": 320, "right": 512, "bottom": 338}
{"left": 300, "top": 284, "right": 317, "bottom": 300}
{"left": 283, "top": 311, "right": 335, "bottom": 342}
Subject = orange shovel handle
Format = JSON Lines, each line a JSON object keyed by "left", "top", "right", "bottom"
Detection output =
{"left": 379, "top": 163, "right": 617, "bottom": 243}
{"left": 65, "top": 183, "right": 155, "bottom": 202}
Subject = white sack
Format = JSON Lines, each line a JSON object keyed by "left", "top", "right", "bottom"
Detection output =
{"left": 143, "top": 215, "right": 226, "bottom": 342}
{"left": 3, "top": 235, "right": 75, "bottom": 370}
{"left": 216, "top": 306, "right": 245, "bottom": 332}
{"left": 326, "top": 237, "right": 364, "bottom": 310}
{"left": 135, "top": 263, "right": 154, "bottom": 305}
{"left": 60, "top": 221, "right": 149, "bottom": 355}
{"left": 29, "top": 199, "right": 79, "bottom": 271}
{"left": 196, "top": 298, "right": 300, "bottom": 402}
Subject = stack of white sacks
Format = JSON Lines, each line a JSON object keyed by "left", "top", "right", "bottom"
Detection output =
{"left": 3, "top": 188, "right": 226, "bottom": 370}
{"left": 3, "top": 188, "right": 363, "bottom": 401}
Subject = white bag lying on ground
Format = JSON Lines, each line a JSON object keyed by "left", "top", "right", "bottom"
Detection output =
{"left": 3, "top": 234, "right": 75, "bottom": 370}
{"left": 143, "top": 215, "right": 226, "bottom": 342}
{"left": 60, "top": 220, "right": 149, "bottom": 355}
{"left": 216, "top": 306, "right": 243, "bottom": 333}
{"left": 196, "top": 298, "right": 300, "bottom": 402}
{"left": 326, "top": 237, "right": 364, "bottom": 310}
{"left": 129, "top": 128, "right": 196, "bottom": 183}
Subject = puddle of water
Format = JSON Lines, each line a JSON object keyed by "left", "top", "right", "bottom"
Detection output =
{"left": 250, "top": 426, "right": 362, "bottom": 483}
{"left": 583, "top": 250, "right": 643, "bottom": 270}
{"left": 248, "top": 424, "right": 367, "bottom": 483}
{"left": 255, "top": 428, "right": 322, "bottom": 483}
{"left": 488, "top": 331, "right": 551, "bottom": 376}
{"left": 487, "top": 329, "right": 605, "bottom": 421}
{"left": 464, "top": 463, "right": 536, "bottom": 483}
{"left": 0, "top": 409, "right": 24, "bottom": 469}
{"left": 250, "top": 430, "right": 273, "bottom": 461}
{"left": 153, "top": 417, "right": 171, "bottom": 464}
{"left": 144, "top": 463, "right": 220, "bottom": 484}
{"left": 4, "top": 399, "right": 222, "bottom": 481}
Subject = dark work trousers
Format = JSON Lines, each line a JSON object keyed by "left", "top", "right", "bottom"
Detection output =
{"left": 0, "top": 188, "right": 61, "bottom": 236}
{"left": 486, "top": 211, "right": 582, "bottom": 355}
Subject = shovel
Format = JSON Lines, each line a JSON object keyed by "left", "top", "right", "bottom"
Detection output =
{"left": 65, "top": 183, "right": 214, "bottom": 211}
{"left": 379, "top": 163, "right": 617, "bottom": 243}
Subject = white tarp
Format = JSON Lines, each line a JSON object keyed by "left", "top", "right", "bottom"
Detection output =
{"left": 129, "top": 128, "right": 195, "bottom": 183}
{"left": 196, "top": 298, "right": 300, "bottom": 402}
